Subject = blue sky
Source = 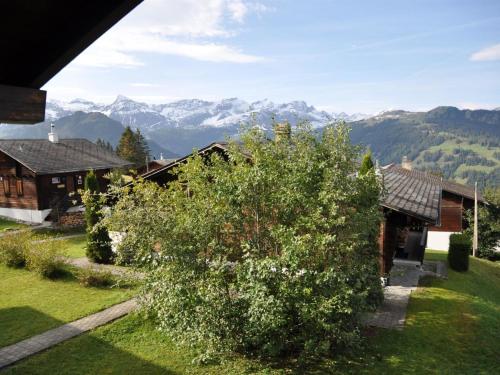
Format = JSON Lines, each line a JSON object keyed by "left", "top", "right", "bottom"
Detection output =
{"left": 44, "top": 0, "right": 500, "bottom": 113}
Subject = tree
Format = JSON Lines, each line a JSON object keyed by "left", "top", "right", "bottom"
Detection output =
{"left": 83, "top": 170, "right": 113, "bottom": 264}
{"left": 95, "top": 138, "right": 114, "bottom": 152}
{"left": 134, "top": 129, "right": 150, "bottom": 164}
{"left": 107, "top": 123, "right": 383, "bottom": 362}
{"left": 116, "top": 126, "right": 150, "bottom": 167}
{"left": 359, "top": 149, "right": 374, "bottom": 175}
{"left": 464, "top": 187, "right": 500, "bottom": 260}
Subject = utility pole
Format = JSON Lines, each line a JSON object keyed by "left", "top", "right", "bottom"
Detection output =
{"left": 473, "top": 181, "right": 478, "bottom": 257}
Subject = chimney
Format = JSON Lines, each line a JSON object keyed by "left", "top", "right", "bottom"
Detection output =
{"left": 274, "top": 122, "right": 291, "bottom": 142}
{"left": 48, "top": 123, "right": 59, "bottom": 143}
{"left": 402, "top": 156, "right": 412, "bottom": 170}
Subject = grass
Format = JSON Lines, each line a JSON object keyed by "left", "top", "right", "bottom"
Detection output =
{"left": 0, "top": 264, "right": 135, "bottom": 348}
{"left": 4, "top": 251, "right": 499, "bottom": 374}
{"left": 33, "top": 226, "right": 85, "bottom": 237}
{"left": 63, "top": 234, "right": 87, "bottom": 258}
{"left": 0, "top": 217, "right": 28, "bottom": 232}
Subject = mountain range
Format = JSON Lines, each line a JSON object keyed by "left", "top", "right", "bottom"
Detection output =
{"left": 0, "top": 96, "right": 498, "bottom": 187}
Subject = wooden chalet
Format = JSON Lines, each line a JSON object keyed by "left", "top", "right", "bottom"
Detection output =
{"left": 0, "top": 0, "right": 142, "bottom": 124}
{"left": 140, "top": 142, "right": 230, "bottom": 185}
{"left": 137, "top": 158, "right": 178, "bottom": 176}
{"left": 0, "top": 128, "right": 130, "bottom": 223}
{"left": 378, "top": 162, "right": 484, "bottom": 273}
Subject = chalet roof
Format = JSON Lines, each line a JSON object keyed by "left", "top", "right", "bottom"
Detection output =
{"left": 141, "top": 142, "right": 231, "bottom": 180}
{"left": 0, "top": 139, "right": 131, "bottom": 175}
{"left": 381, "top": 165, "right": 442, "bottom": 223}
{"left": 383, "top": 164, "right": 483, "bottom": 202}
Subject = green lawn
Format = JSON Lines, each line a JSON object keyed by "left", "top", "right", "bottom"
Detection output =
{"left": 63, "top": 235, "right": 87, "bottom": 258}
{"left": 4, "top": 252, "right": 499, "bottom": 374}
{"left": 0, "top": 217, "right": 27, "bottom": 232}
{"left": 0, "top": 265, "right": 135, "bottom": 348}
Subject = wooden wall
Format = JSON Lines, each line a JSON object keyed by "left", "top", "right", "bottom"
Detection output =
{"left": 0, "top": 151, "right": 39, "bottom": 209}
{"left": 37, "top": 169, "right": 110, "bottom": 210}
{"left": 429, "top": 191, "right": 464, "bottom": 232}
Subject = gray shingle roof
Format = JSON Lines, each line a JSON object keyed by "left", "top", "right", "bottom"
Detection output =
{"left": 0, "top": 139, "right": 131, "bottom": 174}
{"left": 381, "top": 165, "right": 442, "bottom": 223}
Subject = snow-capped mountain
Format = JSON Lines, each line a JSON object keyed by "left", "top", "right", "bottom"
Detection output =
{"left": 45, "top": 96, "right": 371, "bottom": 131}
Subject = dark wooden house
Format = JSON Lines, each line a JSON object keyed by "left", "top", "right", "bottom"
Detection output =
{"left": 0, "top": 132, "right": 130, "bottom": 223}
{"left": 378, "top": 163, "right": 483, "bottom": 273}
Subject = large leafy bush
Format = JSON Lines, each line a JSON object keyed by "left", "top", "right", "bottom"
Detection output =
{"left": 107, "top": 123, "right": 383, "bottom": 361}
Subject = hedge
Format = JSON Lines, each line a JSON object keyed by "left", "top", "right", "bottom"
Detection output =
{"left": 448, "top": 233, "right": 471, "bottom": 272}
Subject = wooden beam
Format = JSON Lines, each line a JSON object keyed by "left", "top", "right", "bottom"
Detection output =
{"left": 0, "top": 84, "right": 46, "bottom": 124}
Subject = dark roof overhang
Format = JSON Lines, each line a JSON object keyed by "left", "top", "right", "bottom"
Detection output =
{"left": 0, "top": 0, "right": 143, "bottom": 124}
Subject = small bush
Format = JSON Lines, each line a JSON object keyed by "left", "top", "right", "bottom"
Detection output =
{"left": 448, "top": 233, "right": 471, "bottom": 272}
{"left": 77, "top": 266, "right": 115, "bottom": 288}
{"left": 25, "top": 238, "right": 67, "bottom": 278}
{"left": 0, "top": 231, "right": 33, "bottom": 268}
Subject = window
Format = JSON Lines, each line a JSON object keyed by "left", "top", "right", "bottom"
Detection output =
{"left": 3, "top": 177, "right": 10, "bottom": 196}
{"left": 51, "top": 177, "right": 61, "bottom": 184}
{"left": 16, "top": 178, "right": 23, "bottom": 196}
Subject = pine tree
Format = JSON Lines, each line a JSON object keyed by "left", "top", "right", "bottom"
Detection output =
{"left": 116, "top": 126, "right": 150, "bottom": 167}
{"left": 134, "top": 129, "right": 150, "bottom": 165}
{"left": 359, "top": 149, "right": 375, "bottom": 175}
{"left": 96, "top": 138, "right": 114, "bottom": 152}
{"left": 84, "top": 170, "right": 113, "bottom": 264}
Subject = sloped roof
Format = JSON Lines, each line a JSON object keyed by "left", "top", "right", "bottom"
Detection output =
{"left": 141, "top": 142, "right": 230, "bottom": 180}
{"left": 383, "top": 164, "right": 483, "bottom": 202}
{"left": 0, "top": 139, "right": 131, "bottom": 175}
{"left": 381, "top": 165, "right": 442, "bottom": 223}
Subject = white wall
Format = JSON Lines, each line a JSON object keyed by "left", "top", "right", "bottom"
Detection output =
{"left": 427, "top": 231, "right": 458, "bottom": 251}
{"left": 0, "top": 208, "right": 51, "bottom": 224}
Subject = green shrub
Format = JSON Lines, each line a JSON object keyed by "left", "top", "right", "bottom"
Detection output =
{"left": 0, "top": 231, "right": 33, "bottom": 267}
{"left": 77, "top": 266, "right": 115, "bottom": 288}
{"left": 25, "top": 238, "right": 67, "bottom": 278}
{"left": 448, "top": 233, "right": 471, "bottom": 272}
{"left": 83, "top": 170, "right": 114, "bottom": 264}
{"left": 108, "top": 123, "right": 383, "bottom": 362}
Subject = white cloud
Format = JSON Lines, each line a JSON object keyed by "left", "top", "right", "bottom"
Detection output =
{"left": 130, "top": 83, "right": 161, "bottom": 88}
{"left": 470, "top": 43, "right": 500, "bottom": 61}
{"left": 74, "top": 49, "right": 143, "bottom": 68}
{"left": 76, "top": 29, "right": 265, "bottom": 67}
{"left": 72, "top": 0, "right": 269, "bottom": 68}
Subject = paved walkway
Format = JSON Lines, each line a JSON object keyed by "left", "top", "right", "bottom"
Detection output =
{"left": 0, "top": 299, "right": 137, "bottom": 370}
{"left": 362, "top": 260, "right": 447, "bottom": 330}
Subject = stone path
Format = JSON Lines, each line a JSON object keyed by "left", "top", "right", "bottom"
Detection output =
{"left": 0, "top": 299, "right": 137, "bottom": 370}
{"left": 362, "top": 260, "right": 447, "bottom": 330}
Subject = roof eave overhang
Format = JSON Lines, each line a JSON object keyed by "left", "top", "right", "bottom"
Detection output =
{"left": 381, "top": 203, "right": 438, "bottom": 225}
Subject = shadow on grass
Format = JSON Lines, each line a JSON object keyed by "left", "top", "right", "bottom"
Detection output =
{"left": 1, "top": 308, "right": 174, "bottom": 375}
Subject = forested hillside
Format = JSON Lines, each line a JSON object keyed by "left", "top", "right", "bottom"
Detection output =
{"left": 350, "top": 106, "right": 500, "bottom": 188}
